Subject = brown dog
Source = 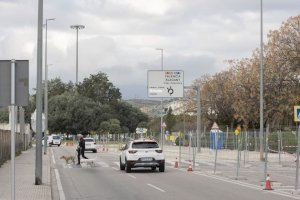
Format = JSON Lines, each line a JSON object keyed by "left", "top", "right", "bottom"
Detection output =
{"left": 60, "top": 155, "right": 75, "bottom": 165}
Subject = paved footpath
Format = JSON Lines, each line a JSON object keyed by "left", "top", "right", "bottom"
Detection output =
{"left": 0, "top": 147, "right": 51, "bottom": 200}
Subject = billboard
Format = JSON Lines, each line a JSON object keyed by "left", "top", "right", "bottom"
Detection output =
{"left": 148, "top": 70, "right": 184, "bottom": 98}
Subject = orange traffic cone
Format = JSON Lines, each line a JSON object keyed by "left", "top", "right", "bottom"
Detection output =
{"left": 187, "top": 161, "right": 193, "bottom": 172}
{"left": 264, "top": 174, "right": 273, "bottom": 190}
{"left": 174, "top": 157, "right": 179, "bottom": 168}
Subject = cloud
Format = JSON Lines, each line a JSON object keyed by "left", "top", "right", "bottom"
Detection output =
{"left": 0, "top": 0, "right": 298, "bottom": 98}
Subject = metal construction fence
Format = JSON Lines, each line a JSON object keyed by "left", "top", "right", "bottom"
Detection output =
{"left": 0, "top": 129, "right": 31, "bottom": 166}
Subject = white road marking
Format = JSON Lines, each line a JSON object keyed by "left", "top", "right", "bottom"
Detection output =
{"left": 147, "top": 184, "right": 166, "bottom": 193}
{"left": 191, "top": 171, "right": 300, "bottom": 200}
{"left": 127, "top": 174, "right": 137, "bottom": 179}
{"left": 54, "top": 169, "right": 66, "bottom": 200}
{"left": 112, "top": 167, "right": 119, "bottom": 171}
{"left": 51, "top": 148, "right": 56, "bottom": 164}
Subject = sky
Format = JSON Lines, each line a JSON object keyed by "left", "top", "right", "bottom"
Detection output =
{"left": 0, "top": 0, "right": 299, "bottom": 99}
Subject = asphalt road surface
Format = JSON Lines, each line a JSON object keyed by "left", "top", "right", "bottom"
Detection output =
{"left": 51, "top": 146, "right": 300, "bottom": 200}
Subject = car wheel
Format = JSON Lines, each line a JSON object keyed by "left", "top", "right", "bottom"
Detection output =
{"left": 151, "top": 167, "right": 156, "bottom": 171}
{"left": 120, "top": 158, "right": 125, "bottom": 170}
{"left": 58, "top": 144, "right": 61, "bottom": 147}
{"left": 159, "top": 164, "right": 165, "bottom": 172}
{"left": 93, "top": 149, "right": 97, "bottom": 153}
{"left": 125, "top": 160, "right": 131, "bottom": 173}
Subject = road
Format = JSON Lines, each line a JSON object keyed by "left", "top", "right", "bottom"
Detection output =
{"left": 51, "top": 146, "right": 299, "bottom": 200}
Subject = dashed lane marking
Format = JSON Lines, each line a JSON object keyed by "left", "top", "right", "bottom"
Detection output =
{"left": 127, "top": 174, "right": 137, "bottom": 179}
{"left": 147, "top": 184, "right": 166, "bottom": 193}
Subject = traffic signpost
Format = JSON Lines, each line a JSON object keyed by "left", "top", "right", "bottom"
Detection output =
{"left": 147, "top": 70, "right": 184, "bottom": 98}
{"left": 0, "top": 60, "right": 29, "bottom": 200}
{"left": 136, "top": 127, "right": 148, "bottom": 138}
{"left": 235, "top": 126, "right": 241, "bottom": 180}
{"left": 294, "top": 106, "right": 300, "bottom": 190}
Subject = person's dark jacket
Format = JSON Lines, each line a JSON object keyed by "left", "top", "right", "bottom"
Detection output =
{"left": 79, "top": 139, "right": 85, "bottom": 150}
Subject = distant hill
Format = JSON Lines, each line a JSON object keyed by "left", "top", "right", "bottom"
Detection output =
{"left": 126, "top": 99, "right": 192, "bottom": 117}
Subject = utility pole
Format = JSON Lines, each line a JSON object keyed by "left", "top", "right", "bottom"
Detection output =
{"left": 35, "top": 0, "right": 43, "bottom": 185}
{"left": 259, "top": 0, "right": 264, "bottom": 161}
{"left": 196, "top": 85, "right": 201, "bottom": 152}
{"left": 70, "top": 25, "right": 85, "bottom": 85}
{"left": 44, "top": 18, "right": 55, "bottom": 155}
{"left": 156, "top": 48, "right": 164, "bottom": 150}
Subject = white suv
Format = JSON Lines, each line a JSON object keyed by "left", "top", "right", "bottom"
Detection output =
{"left": 119, "top": 139, "right": 165, "bottom": 173}
{"left": 84, "top": 138, "right": 97, "bottom": 153}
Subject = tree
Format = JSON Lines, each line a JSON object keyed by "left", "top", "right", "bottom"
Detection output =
{"left": 77, "top": 72, "right": 121, "bottom": 104}
{"left": 164, "top": 107, "right": 176, "bottom": 132}
{"left": 100, "top": 121, "right": 110, "bottom": 134}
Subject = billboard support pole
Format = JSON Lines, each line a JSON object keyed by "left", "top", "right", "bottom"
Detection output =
{"left": 10, "top": 59, "right": 16, "bottom": 200}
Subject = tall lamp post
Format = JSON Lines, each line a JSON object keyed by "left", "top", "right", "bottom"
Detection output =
{"left": 70, "top": 25, "right": 85, "bottom": 85}
{"left": 156, "top": 48, "right": 164, "bottom": 150}
{"left": 44, "top": 18, "right": 55, "bottom": 155}
{"left": 259, "top": 0, "right": 264, "bottom": 163}
{"left": 35, "top": 0, "right": 43, "bottom": 186}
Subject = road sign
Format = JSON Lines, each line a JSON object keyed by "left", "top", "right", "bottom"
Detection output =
{"left": 294, "top": 106, "right": 300, "bottom": 122}
{"left": 0, "top": 60, "right": 29, "bottom": 107}
{"left": 147, "top": 70, "right": 184, "bottom": 98}
{"left": 136, "top": 127, "right": 147, "bottom": 134}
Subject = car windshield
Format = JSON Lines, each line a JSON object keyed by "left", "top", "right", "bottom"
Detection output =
{"left": 84, "top": 139, "right": 94, "bottom": 142}
{"left": 52, "top": 136, "right": 60, "bottom": 139}
{"left": 132, "top": 142, "right": 159, "bottom": 149}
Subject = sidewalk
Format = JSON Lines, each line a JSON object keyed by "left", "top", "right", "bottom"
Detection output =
{"left": 0, "top": 147, "right": 51, "bottom": 200}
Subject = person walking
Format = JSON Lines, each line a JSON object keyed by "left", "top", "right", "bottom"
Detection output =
{"left": 77, "top": 134, "right": 88, "bottom": 165}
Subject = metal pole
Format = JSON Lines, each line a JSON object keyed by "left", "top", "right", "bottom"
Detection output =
{"left": 259, "top": 0, "right": 264, "bottom": 162}
{"left": 35, "top": 0, "right": 43, "bottom": 185}
{"left": 225, "top": 126, "right": 228, "bottom": 149}
{"left": 189, "top": 132, "right": 191, "bottom": 161}
{"left": 295, "top": 124, "right": 300, "bottom": 191}
{"left": 10, "top": 59, "right": 16, "bottom": 200}
{"left": 196, "top": 86, "right": 201, "bottom": 153}
{"left": 264, "top": 124, "right": 269, "bottom": 180}
{"left": 44, "top": 62, "right": 48, "bottom": 155}
{"left": 44, "top": 18, "right": 55, "bottom": 155}
{"left": 254, "top": 130, "right": 258, "bottom": 151}
{"left": 76, "top": 28, "right": 79, "bottom": 85}
{"left": 19, "top": 107, "right": 25, "bottom": 151}
{"left": 236, "top": 133, "right": 240, "bottom": 180}
{"left": 278, "top": 130, "right": 281, "bottom": 164}
{"left": 159, "top": 49, "right": 164, "bottom": 150}
{"left": 214, "top": 130, "right": 218, "bottom": 174}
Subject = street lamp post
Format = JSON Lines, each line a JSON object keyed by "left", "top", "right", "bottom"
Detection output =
{"left": 259, "top": 0, "right": 264, "bottom": 163}
{"left": 70, "top": 25, "right": 85, "bottom": 85}
{"left": 156, "top": 48, "right": 164, "bottom": 150}
{"left": 44, "top": 18, "right": 55, "bottom": 155}
{"left": 35, "top": 0, "right": 43, "bottom": 186}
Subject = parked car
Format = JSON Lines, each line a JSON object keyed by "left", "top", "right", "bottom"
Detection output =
{"left": 84, "top": 138, "right": 97, "bottom": 153}
{"left": 119, "top": 139, "right": 165, "bottom": 173}
{"left": 49, "top": 135, "right": 61, "bottom": 147}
